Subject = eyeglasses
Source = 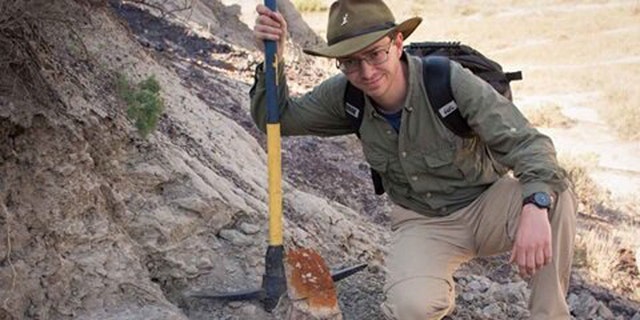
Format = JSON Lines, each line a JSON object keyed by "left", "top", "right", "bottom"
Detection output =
{"left": 336, "top": 40, "right": 394, "bottom": 74}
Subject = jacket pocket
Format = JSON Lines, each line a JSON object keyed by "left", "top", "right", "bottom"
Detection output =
{"left": 366, "top": 152, "right": 389, "bottom": 174}
{"left": 423, "top": 146, "right": 465, "bottom": 180}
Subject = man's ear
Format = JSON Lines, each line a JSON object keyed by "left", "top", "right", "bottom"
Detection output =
{"left": 394, "top": 32, "right": 405, "bottom": 49}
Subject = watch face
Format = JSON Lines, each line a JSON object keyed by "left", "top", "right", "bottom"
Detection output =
{"left": 534, "top": 192, "right": 551, "bottom": 207}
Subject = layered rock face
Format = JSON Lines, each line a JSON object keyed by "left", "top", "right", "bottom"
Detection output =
{"left": 0, "top": 1, "right": 384, "bottom": 319}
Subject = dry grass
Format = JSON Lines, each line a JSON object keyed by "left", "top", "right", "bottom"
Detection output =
{"left": 559, "top": 153, "right": 610, "bottom": 215}
{"left": 291, "top": 0, "right": 328, "bottom": 13}
{"left": 599, "top": 82, "right": 640, "bottom": 141}
{"left": 574, "top": 224, "right": 640, "bottom": 301}
{"left": 560, "top": 152, "right": 639, "bottom": 300}
{"left": 523, "top": 103, "right": 576, "bottom": 128}
{"left": 0, "top": 0, "right": 57, "bottom": 104}
{"left": 0, "top": 0, "right": 93, "bottom": 106}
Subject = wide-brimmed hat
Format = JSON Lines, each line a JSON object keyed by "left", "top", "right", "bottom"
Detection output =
{"left": 303, "top": 0, "right": 422, "bottom": 58}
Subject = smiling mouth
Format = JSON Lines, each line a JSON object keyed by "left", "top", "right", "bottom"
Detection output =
{"left": 362, "top": 75, "right": 383, "bottom": 88}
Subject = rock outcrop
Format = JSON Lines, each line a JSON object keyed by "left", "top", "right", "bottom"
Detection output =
{"left": 0, "top": 1, "right": 383, "bottom": 319}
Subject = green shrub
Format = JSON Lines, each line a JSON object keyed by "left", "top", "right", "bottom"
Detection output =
{"left": 292, "top": 0, "right": 328, "bottom": 12}
{"left": 117, "top": 74, "right": 164, "bottom": 138}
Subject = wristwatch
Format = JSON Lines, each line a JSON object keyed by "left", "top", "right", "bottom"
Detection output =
{"left": 523, "top": 192, "right": 552, "bottom": 210}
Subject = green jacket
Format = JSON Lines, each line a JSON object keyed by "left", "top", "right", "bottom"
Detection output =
{"left": 250, "top": 54, "right": 568, "bottom": 217}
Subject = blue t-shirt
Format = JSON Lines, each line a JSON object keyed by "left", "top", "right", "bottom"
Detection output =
{"left": 379, "top": 109, "right": 402, "bottom": 132}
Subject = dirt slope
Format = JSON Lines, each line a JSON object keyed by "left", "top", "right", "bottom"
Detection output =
{"left": 0, "top": 1, "right": 385, "bottom": 319}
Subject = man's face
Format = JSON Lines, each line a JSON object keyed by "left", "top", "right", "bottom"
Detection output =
{"left": 337, "top": 33, "right": 404, "bottom": 99}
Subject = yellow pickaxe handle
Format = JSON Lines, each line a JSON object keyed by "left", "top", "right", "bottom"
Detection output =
{"left": 266, "top": 122, "right": 282, "bottom": 245}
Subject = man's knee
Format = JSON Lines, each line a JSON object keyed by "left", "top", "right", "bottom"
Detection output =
{"left": 382, "top": 277, "right": 454, "bottom": 320}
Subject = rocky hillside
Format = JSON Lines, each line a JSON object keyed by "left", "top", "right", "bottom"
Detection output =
{"left": 0, "top": 1, "right": 638, "bottom": 319}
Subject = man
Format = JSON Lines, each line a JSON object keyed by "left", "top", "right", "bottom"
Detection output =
{"left": 250, "top": 0, "right": 577, "bottom": 319}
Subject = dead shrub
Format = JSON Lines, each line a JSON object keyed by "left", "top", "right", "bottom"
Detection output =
{"left": 292, "top": 0, "right": 328, "bottom": 12}
{"left": 575, "top": 225, "right": 640, "bottom": 301}
{"left": 600, "top": 88, "right": 640, "bottom": 141}
{"left": 524, "top": 103, "right": 575, "bottom": 128}
{"left": 0, "top": 0, "right": 88, "bottom": 106}
{"left": 558, "top": 153, "right": 610, "bottom": 215}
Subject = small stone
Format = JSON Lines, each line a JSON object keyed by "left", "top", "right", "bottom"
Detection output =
{"left": 567, "top": 293, "right": 579, "bottom": 310}
{"left": 491, "top": 281, "right": 528, "bottom": 305}
{"left": 482, "top": 303, "right": 504, "bottom": 319}
{"left": 596, "top": 302, "right": 614, "bottom": 319}
{"left": 467, "top": 275, "right": 491, "bottom": 293}
{"left": 219, "top": 229, "right": 253, "bottom": 246}
{"left": 184, "top": 265, "right": 198, "bottom": 275}
{"left": 195, "top": 256, "right": 213, "bottom": 269}
{"left": 239, "top": 303, "right": 259, "bottom": 318}
{"left": 461, "top": 292, "right": 475, "bottom": 302}
{"left": 367, "top": 264, "right": 382, "bottom": 274}
{"left": 55, "top": 164, "right": 76, "bottom": 176}
{"left": 238, "top": 222, "right": 261, "bottom": 235}
{"left": 569, "top": 292, "right": 599, "bottom": 318}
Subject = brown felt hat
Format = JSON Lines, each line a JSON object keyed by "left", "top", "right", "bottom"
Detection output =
{"left": 303, "top": 0, "right": 422, "bottom": 58}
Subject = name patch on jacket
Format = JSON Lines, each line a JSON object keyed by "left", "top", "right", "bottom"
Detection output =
{"left": 345, "top": 102, "right": 360, "bottom": 118}
{"left": 438, "top": 101, "right": 458, "bottom": 118}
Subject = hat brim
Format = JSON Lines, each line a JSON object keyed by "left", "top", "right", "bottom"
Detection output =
{"left": 303, "top": 17, "right": 422, "bottom": 58}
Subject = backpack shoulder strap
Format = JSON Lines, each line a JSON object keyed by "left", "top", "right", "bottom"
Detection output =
{"left": 344, "top": 82, "right": 365, "bottom": 138}
{"left": 422, "top": 56, "right": 473, "bottom": 138}
{"left": 343, "top": 82, "right": 385, "bottom": 195}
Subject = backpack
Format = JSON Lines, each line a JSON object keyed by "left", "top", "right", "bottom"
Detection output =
{"left": 344, "top": 41, "right": 523, "bottom": 195}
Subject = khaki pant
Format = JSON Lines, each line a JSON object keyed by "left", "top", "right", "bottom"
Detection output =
{"left": 381, "top": 176, "right": 577, "bottom": 320}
